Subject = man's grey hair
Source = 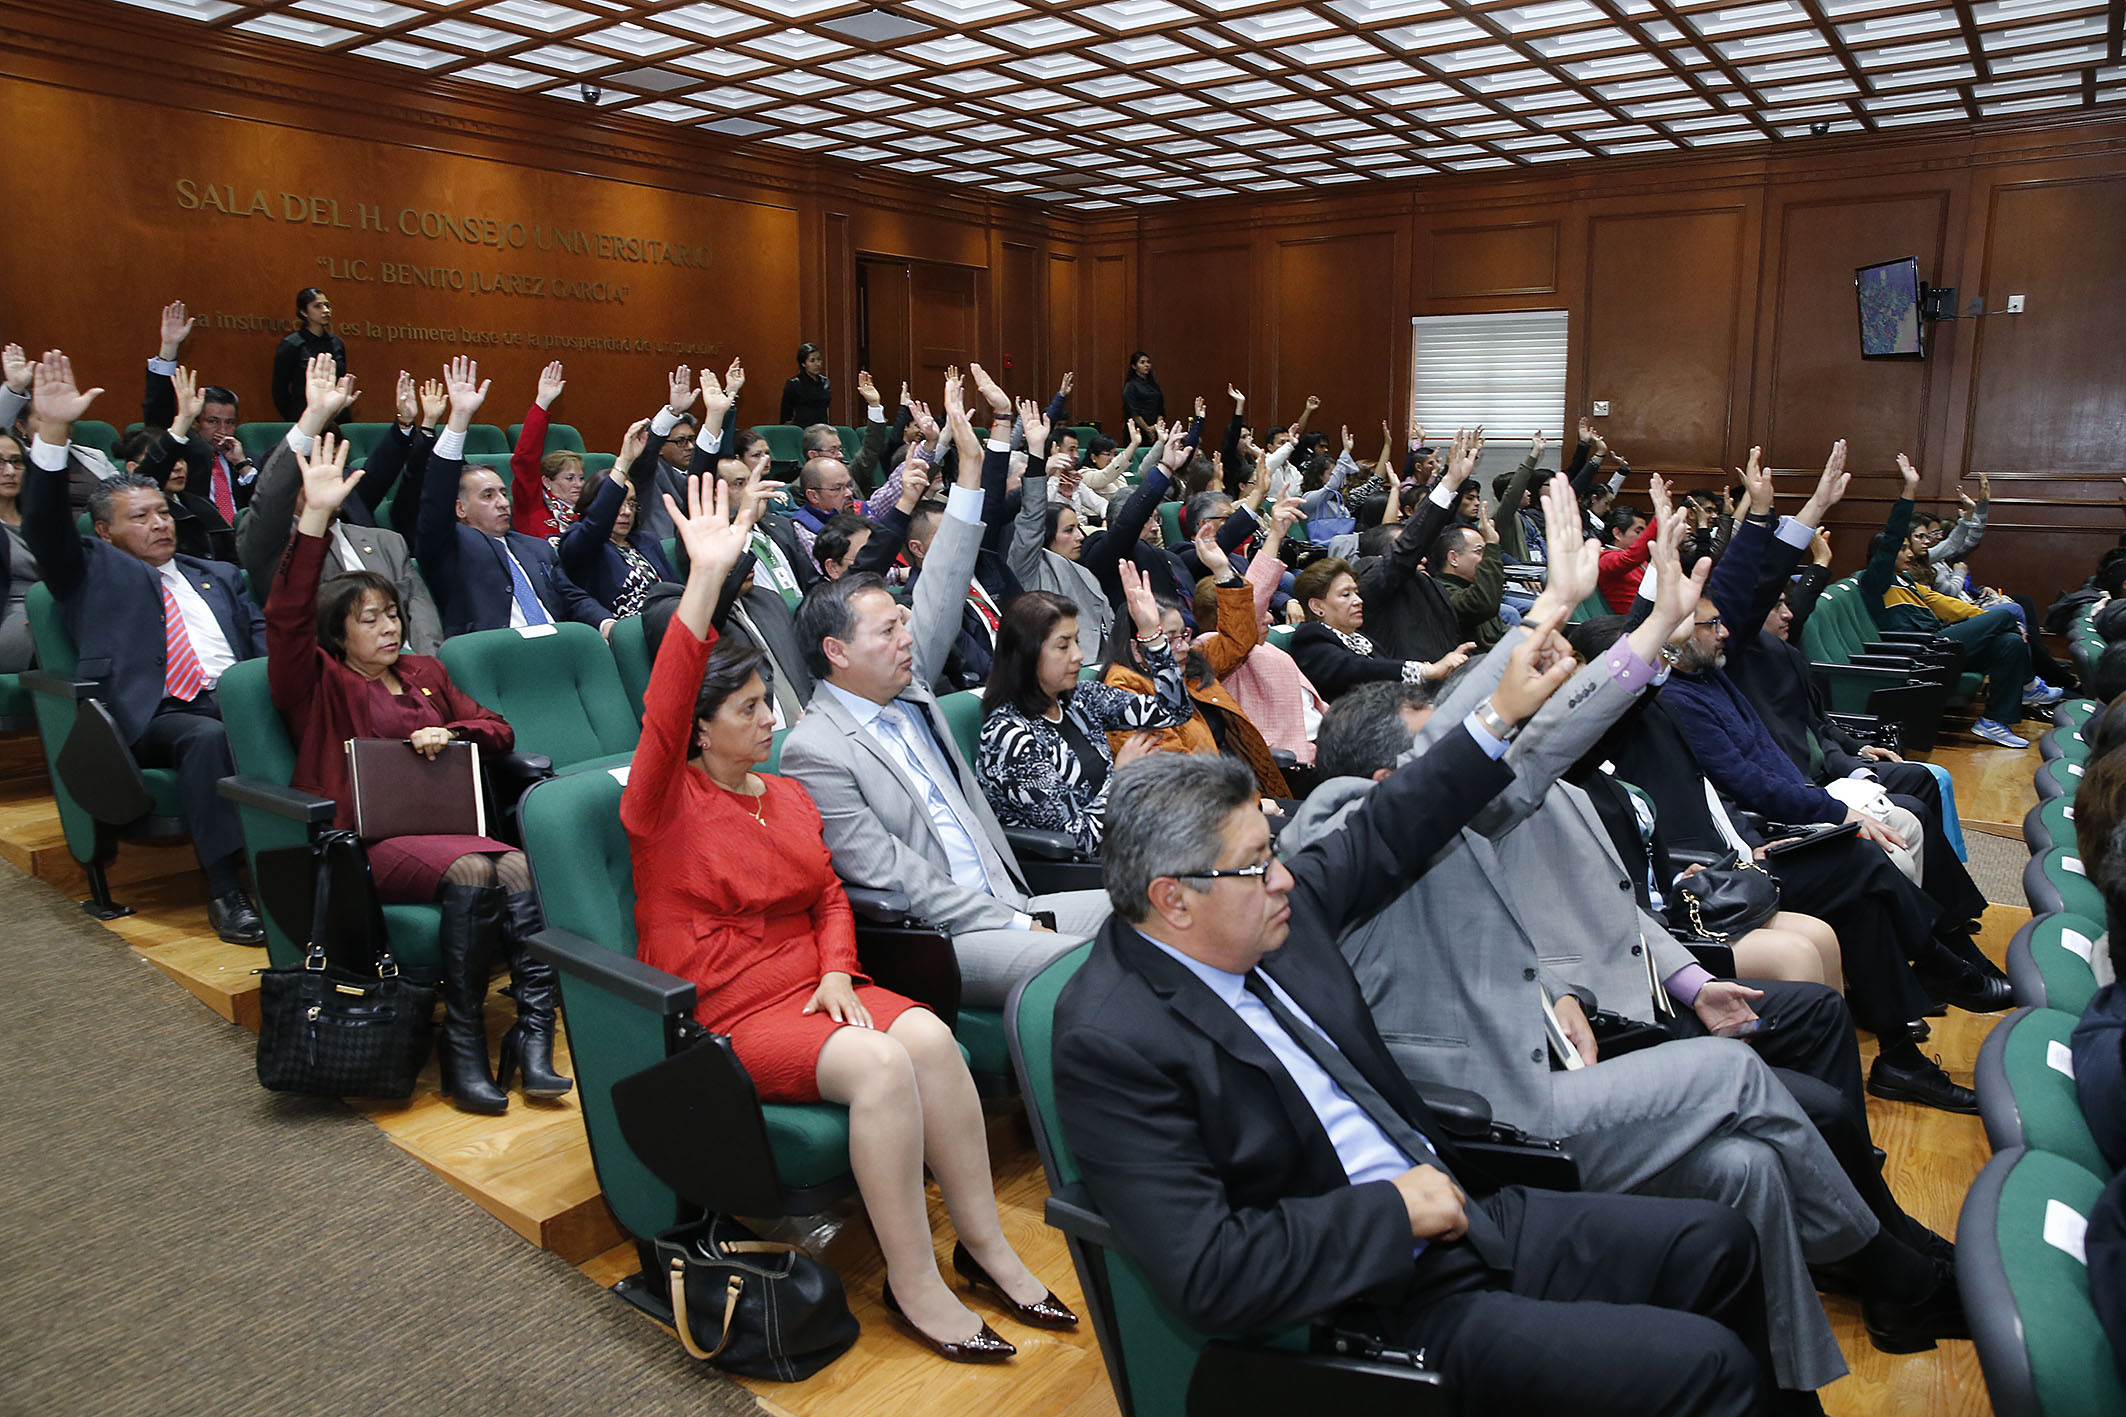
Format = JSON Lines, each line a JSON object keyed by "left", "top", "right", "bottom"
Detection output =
{"left": 88, "top": 472, "right": 164, "bottom": 526}
{"left": 1184, "top": 491, "right": 1234, "bottom": 538}
{"left": 1102, "top": 754, "right": 1258, "bottom": 922}
{"left": 1315, "top": 681, "right": 1420, "bottom": 781}
{"left": 793, "top": 571, "right": 890, "bottom": 681}
{"left": 801, "top": 423, "right": 841, "bottom": 456}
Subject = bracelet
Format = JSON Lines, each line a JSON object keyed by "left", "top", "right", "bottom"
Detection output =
{"left": 1474, "top": 699, "right": 1522, "bottom": 743}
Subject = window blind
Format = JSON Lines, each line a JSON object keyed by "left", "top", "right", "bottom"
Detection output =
{"left": 1409, "top": 310, "right": 1570, "bottom": 446}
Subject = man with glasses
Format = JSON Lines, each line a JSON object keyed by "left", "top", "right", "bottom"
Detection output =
{"left": 1053, "top": 628, "right": 1797, "bottom": 1416}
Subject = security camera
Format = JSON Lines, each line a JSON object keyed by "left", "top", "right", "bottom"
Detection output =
{"left": 1808, "top": 121, "right": 1831, "bottom": 136}
{"left": 580, "top": 83, "right": 602, "bottom": 104}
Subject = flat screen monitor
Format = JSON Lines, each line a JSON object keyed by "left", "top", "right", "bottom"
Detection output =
{"left": 1856, "top": 257, "right": 1924, "bottom": 358}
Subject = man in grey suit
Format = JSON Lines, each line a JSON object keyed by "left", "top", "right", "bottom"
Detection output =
{"left": 237, "top": 355, "right": 443, "bottom": 655}
{"left": 1282, "top": 485, "right": 1966, "bottom": 1385}
{"left": 779, "top": 403, "right": 1110, "bottom": 1007}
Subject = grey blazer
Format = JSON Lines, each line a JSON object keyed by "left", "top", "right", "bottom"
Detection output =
{"left": 240, "top": 438, "right": 445, "bottom": 655}
{"left": 779, "top": 495, "right": 1035, "bottom": 935}
{"left": 1007, "top": 462, "right": 1111, "bottom": 660}
{"left": 1282, "top": 626, "right": 1699, "bottom": 1136}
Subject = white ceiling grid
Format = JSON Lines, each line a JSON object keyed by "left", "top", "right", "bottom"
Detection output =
{"left": 113, "top": 0, "right": 2126, "bottom": 205}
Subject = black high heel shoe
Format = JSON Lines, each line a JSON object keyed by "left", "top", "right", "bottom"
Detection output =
{"left": 952, "top": 1242, "right": 1079, "bottom": 1330}
{"left": 881, "top": 1283, "right": 1016, "bottom": 1363}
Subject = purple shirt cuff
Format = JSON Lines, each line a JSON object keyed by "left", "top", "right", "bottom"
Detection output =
{"left": 1663, "top": 964, "right": 1714, "bottom": 1008}
{"left": 1603, "top": 640, "right": 1661, "bottom": 694}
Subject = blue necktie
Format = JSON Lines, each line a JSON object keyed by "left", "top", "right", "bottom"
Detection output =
{"left": 875, "top": 705, "right": 993, "bottom": 892}
{"left": 499, "top": 541, "right": 552, "bottom": 626}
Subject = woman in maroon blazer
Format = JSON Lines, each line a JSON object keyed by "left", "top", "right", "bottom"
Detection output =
{"left": 267, "top": 433, "right": 567, "bottom": 1116}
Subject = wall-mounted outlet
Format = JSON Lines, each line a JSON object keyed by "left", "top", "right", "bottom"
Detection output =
{"left": 1591, "top": 400, "right": 1611, "bottom": 416}
{"left": 1968, "top": 296, "right": 1985, "bottom": 316}
{"left": 2006, "top": 294, "right": 2025, "bottom": 313}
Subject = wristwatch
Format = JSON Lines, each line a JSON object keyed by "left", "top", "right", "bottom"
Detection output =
{"left": 1474, "top": 699, "right": 1522, "bottom": 744}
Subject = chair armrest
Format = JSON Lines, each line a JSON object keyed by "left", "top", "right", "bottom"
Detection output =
{"left": 1876, "top": 630, "right": 1935, "bottom": 644}
{"left": 1413, "top": 1081, "right": 1493, "bottom": 1138}
{"left": 844, "top": 885, "right": 914, "bottom": 924}
{"left": 1189, "top": 1342, "right": 1449, "bottom": 1415}
{"left": 1811, "top": 660, "right": 1911, "bottom": 681}
{"left": 1846, "top": 654, "right": 1921, "bottom": 672}
{"left": 216, "top": 775, "right": 337, "bottom": 826}
{"left": 487, "top": 750, "right": 553, "bottom": 808}
{"left": 1455, "top": 1135, "right": 1580, "bottom": 1193}
{"left": 20, "top": 669, "right": 98, "bottom": 700}
{"left": 855, "top": 920, "right": 961, "bottom": 1027}
{"left": 527, "top": 925, "right": 697, "bottom": 1016}
{"left": 1006, "top": 826, "right": 1093, "bottom": 863}
{"left": 1044, "top": 1183, "right": 1119, "bottom": 1250}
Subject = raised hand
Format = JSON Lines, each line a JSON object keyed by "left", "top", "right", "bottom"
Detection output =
{"left": 1646, "top": 509, "right": 1712, "bottom": 645}
{"left": 724, "top": 357, "right": 745, "bottom": 398}
{"left": 1194, "top": 394, "right": 1208, "bottom": 419}
{"left": 1797, "top": 439, "right": 1849, "bottom": 527}
{"left": 1895, "top": 452, "right": 1920, "bottom": 496}
{"left": 1193, "top": 520, "right": 1232, "bottom": 579}
{"left": 1577, "top": 415, "right": 1594, "bottom": 445}
{"left": 942, "top": 366, "right": 965, "bottom": 422}
{"left": 535, "top": 359, "right": 566, "bottom": 409}
{"left": 395, "top": 369, "right": 417, "bottom": 427}
{"left": 295, "top": 432, "right": 363, "bottom": 530}
{"left": 617, "top": 417, "right": 650, "bottom": 470}
{"left": 856, "top": 369, "right": 880, "bottom": 408}
{"left": 30, "top": 350, "right": 103, "bottom": 432}
{"left": 1227, "top": 382, "right": 1245, "bottom": 411}
{"left": 1531, "top": 429, "right": 1548, "bottom": 460}
{"left": 894, "top": 456, "right": 932, "bottom": 514}
{"left": 1647, "top": 470, "right": 1673, "bottom": 522}
{"left": 158, "top": 300, "right": 195, "bottom": 360}
{"left": 443, "top": 355, "right": 489, "bottom": 429}
{"left": 697, "top": 363, "right": 729, "bottom": 418}
{"left": 1058, "top": 371, "right": 1075, "bottom": 398}
{"left": 1489, "top": 608, "right": 1576, "bottom": 723}
{"left": 301, "top": 351, "right": 354, "bottom": 433}
{"left": 666, "top": 364, "right": 697, "bottom": 417}
{"left": 1303, "top": 394, "right": 1322, "bottom": 413}
{"left": 1120, "top": 560, "right": 1164, "bottom": 638}
{"left": 1016, "top": 396, "right": 1049, "bottom": 455}
{"left": 169, "top": 365, "right": 207, "bottom": 438}
{"left": 419, "top": 377, "right": 447, "bottom": 427}
{"left": 1977, "top": 470, "right": 1990, "bottom": 501}
{"left": 1160, "top": 434, "right": 1193, "bottom": 473}
{"left": 967, "top": 362, "right": 1010, "bottom": 415}
{"left": 1737, "top": 444, "right": 1773, "bottom": 514}
{"left": 1, "top": 344, "right": 30, "bottom": 394}
{"left": 907, "top": 398, "right": 940, "bottom": 444}
{"left": 1340, "top": 423, "right": 1355, "bottom": 457}
{"left": 946, "top": 402, "right": 982, "bottom": 485}
{"left": 1269, "top": 494, "right": 1306, "bottom": 544}
{"left": 1957, "top": 482, "right": 1976, "bottom": 513}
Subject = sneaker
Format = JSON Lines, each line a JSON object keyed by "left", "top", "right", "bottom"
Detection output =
{"left": 1971, "top": 718, "right": 2030, "bottom": 749}
{"left": 2023, "top": 680, "right": 2065, "bottom": 707}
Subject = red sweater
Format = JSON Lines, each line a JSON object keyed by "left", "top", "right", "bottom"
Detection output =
{"left": 266, "top": 531, "right": 514, "bottom": 831}
{"left": 1597, "top": 515, "right": 1658, "bottom": 613}
{"left": 509, "top": 402, "right": 569, "bottom": 540}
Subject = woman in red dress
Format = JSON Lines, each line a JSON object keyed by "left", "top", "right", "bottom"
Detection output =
{"left": 268, "top": 434, "right": 570, "bottom": 1116}
{"left": 623, "top": 473, "right": 1074, "bottom": 1364}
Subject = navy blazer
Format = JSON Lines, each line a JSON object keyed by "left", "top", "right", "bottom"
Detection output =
{"left": 21, "top": 449, "right": 264, "bottom": 743}
{"left": 417, "top": 444, "right": 610, "bottom": 639}
{"left": 556, "top": 474, "right": 677, "bottom": 615}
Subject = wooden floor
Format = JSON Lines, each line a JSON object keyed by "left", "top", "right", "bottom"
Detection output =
{"left": 6, "top": 725, "right": 2045, "bottom": 1417}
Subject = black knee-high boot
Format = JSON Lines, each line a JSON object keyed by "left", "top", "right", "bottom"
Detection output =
{"left": 496, "top": 891, "right": 572, "bottom": 1098}
{"left": 437, "top": 884, "right": 509, "bottom": 1114}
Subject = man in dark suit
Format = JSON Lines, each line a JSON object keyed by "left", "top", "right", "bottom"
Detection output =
{"left": 417, "top": 357, "right": 611, "bottom": 641}
{"left": 1054, "top": 627, "right": 1796, "bottom": 1416}
{"left": 24, "top": 351, "right": 264, "bottom": 944}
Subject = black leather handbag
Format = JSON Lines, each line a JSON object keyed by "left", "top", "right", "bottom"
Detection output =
{"left": 654, "top": 1214, "right": 860, "bottom": 1381}
{"left": 1666, "top": 854, "right": 1782, "bottom": 944}
{"left": 254, "top": 830, "right": 435, "bottom": 1099}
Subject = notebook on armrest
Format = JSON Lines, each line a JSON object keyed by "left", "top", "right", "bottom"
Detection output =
{"left": 344, "top": 738, "right": 485, "bottom": 840}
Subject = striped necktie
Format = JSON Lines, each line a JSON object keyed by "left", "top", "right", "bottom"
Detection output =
{"left": 161, "top": 583, "right": 205, "bottom": 701}
{"left": 210, "top": 455, "right": 237, "bottom": 524}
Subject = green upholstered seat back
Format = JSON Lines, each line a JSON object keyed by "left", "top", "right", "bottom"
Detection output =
{"left": 25, "top": 584, "right": 98, "bottom": 864}
{"left": 70, "top": 420, "right": 120, "bottom": 456}
{"left": 2040, "top": 847, "right": 2106, "bottom": 921}
{"left": 2020, "top": 912, "right": 2106, "bottom": 1017}
{"left": 1989, "top": 1008, "right": 2111, "bottom": 1176}
{"left": 460, "top": 424, "right": 511, "bottom": 456}
{"left": 335, "top": 422, "right": 394, "bottom": 463}
{"left": 937, "top": 690, "right": 984, "bottom": 767}
{"left": 606, "top": 614, "right": 655, "bottom": 720}
{"left": 509, "top": 422, "right": 586, "bottom": 455}
{"left": 438, "top": 623, "right": 639, "bottom": 771}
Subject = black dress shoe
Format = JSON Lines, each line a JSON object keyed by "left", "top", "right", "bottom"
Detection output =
{"left": 881, "top": 1283, "right": 1016, "bottom": 1363}
{"left": 952, "top": 1242, "right": 1079, "bottom": 1330}
{"left": 1908, "top": 1019, "right": 1931, "bottom": 1042}
{"left": 1861, "top": 1264, "right": 1970, "bottom": 1354}
{"left": 1867, "top": 1055, "right": 1979, "bottom": 1113}
{"left": 208, "top": 890, "right": 265, "bottom": 946}
{"left": 1919, "top": 968, "right": 2015, "bottom": 1014}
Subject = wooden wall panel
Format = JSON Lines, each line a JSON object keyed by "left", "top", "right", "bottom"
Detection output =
{"left": 1759, "top": 190, "right": 1951, "bottom": 473}
{"left": 1427, "top": 222, "right": 1559, "bottom": 300}
{"left": 1272, "top": 230, "right": 1401, "bottom": 433}
{"left": 909, "top": 262, "right": 978, "bottom": 395}
{"left": 1141, "top": 242, "right": 1253, "bottom": 425}
{"left": 1045, "top": 253, "right": 1080, "bottom": 399}
{"left": 1583, "top": 207, "right": 1750, "bottom": 473}
{"left": 999, "top": 241, "right": 1039, "bottom": 393}
{"left": 1086, "top": 254, "right": 1132, "bottom": 429}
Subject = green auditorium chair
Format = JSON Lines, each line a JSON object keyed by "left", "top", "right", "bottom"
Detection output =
{"left": 1264, "top": 623, "right": 1296, "bottom": 653}
{"left": 237, "top": 421, "right": 294, "bottom": 458}
{"left": 2024, "top": 797, "right": 2077, "bottom": 857}
{"left": 517, "top": 762, "right": 963, "bottom": 1314}
{"left": 461, "top": 424, "right": 511, "bottom": 458}
{"left": 438, "top": 623, "right": 640, "bottom": 776}
{"left": 582, "top": 453, "right": 617, "bottom": 477}
{"left": 1068, "top": 425, "right": 1098, "bottom": 451}
{"left": 19, "top": 584, "right": 189, "bottom": 919}
{"left": 2042, "top": 725, "right": 2092, "bottom": 764}
{"left": 606, "top": 614, "right": 655, "bottom": 720}
{"left": 69, "top": 420, "right": 121, "bottom": 457}
{"left": 751, "top": 425, "right": 804, "bottom": 479}
{"left": 833, "top": 425, "right": 863, "bottom": 463}
{"left": 2025, "top": 847, "right": 2107, "bottom": 922}
{"left": 2036, "top": 757, "right": 2084, "bottom": 803}
{"left": 1958, "top": 1147, "right": 2126, "bottom": 1417}
{"left": 2059, "top": 698, "right": 2101, "bottom": 732}
{"left": 460, "top": 452, "right": 514, "bottom": 475}
{"left": 1158, "top": 501, "right": 1184, "bottom": 548}
{"left": 935, "top": 688, "right": 1100, "bottom": 897}
{"left": 1007, "top": 947, "right": 1579, "bottom": 1417}
{"left": 212, "top": 658, "right": 445, "bottom": 974}
{"left": 2007, "top": 912, "right": 2108, "bottom": 1016}
{"left": 1795, "top": 577, "right": 1960, "bottom": 749}
{"left": 508, "top": 422, "right": 586, "bottom": 456}
{"left": 1976, "top": 1007, "right": 2112, "bottom": 1177}
{"left": 334, "top": 422, "right": 395, "bottom": 465}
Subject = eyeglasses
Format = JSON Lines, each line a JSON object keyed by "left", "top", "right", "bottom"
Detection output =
{"left": 1694, "top": 616, "right": 1725, "bottom": 632}
{"left": 1175, "top": 851, "right": 1280, "bottom": 884}
{"left": 0, "top": 455, "right": 24, "bottom": 468}
{"left": 668, "top": 433, "right": 696, "bottom": 446}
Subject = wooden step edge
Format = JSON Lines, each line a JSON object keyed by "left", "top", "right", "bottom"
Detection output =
{"left": 137, "top": 947, "right": 263, "bottom": 1031}
{"left": 395, "top": 1140, "right": 626, "bottom": 1263}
